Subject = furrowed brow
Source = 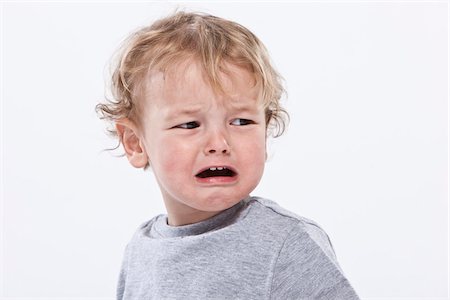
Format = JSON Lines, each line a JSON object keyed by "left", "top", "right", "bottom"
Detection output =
{"left": 164, "top": 106, "right": 203, "bottom": 119}
{"left": 230, "top": 104, "right": 261, "bottom": 114}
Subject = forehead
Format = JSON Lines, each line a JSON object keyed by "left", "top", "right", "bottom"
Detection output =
{"left": 142, "top": 59, "right": 263, "bottom": 111}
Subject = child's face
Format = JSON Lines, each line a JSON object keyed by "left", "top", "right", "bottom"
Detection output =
{"left": 131, "top": 60, "right": 266, "bottom": 226}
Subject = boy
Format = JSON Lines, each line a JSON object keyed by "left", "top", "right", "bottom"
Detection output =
{"left": 97, "top": 11, "right": 360, "bottom": 299}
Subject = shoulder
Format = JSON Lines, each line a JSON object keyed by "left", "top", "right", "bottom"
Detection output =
{"left": 249, "top": 197, "right": 360, "bottom": 299}
{"left": 247, "top": 196, "right": 337, "bottom": 260}
{"left": 123, "top": 214, "right": 164, "bottom": 249}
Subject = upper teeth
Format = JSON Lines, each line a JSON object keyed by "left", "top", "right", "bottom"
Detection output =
{"left": 210, "top": 167, "right": 226, "bottom": 171}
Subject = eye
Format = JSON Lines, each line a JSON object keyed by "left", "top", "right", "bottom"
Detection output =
{"left": 175, "top": 121, "right": 200, "bottom": 129}
{"left": 231, "top": 118, "right": 254, "bottom": 126}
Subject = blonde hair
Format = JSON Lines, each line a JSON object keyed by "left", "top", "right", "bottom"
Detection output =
{"left": 96, "top": 11, "right": 289, "bottom": 163}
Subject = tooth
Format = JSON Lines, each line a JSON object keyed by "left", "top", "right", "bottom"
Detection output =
{"left": 217, "top": 167, "right": 223, "bottom": 170}
{"left": 210, "top": 167, "right": 216, "bottom": 171}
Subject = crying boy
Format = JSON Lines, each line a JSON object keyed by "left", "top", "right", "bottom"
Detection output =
{"left": 96, "top": 11, "right": 360, "bottom": 300}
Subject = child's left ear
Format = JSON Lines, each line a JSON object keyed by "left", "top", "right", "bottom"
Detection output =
{"left": 115, "top": 119, "right": 149, "bottom": 169}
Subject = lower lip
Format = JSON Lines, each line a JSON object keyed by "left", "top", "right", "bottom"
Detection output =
{"left": 195, "top": 175, "right": 238, "bottom": 184}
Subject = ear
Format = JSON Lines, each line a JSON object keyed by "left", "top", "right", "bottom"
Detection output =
{"left": 115, "top": 119, "right": 149, "bottom": 168}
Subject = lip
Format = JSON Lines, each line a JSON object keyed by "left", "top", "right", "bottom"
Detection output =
{"left": 194, "top": 165, "right": 238, "bottom": 185}
{"left": 195, "top": 175, "right": 238, "bottom": 185}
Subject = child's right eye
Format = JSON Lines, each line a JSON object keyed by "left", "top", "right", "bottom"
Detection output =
{"left": 174, "top": 121, "right": 200, "bottom": 129}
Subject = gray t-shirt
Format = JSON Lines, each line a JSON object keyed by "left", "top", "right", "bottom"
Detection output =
{"left": 117, "top": 196, "right": 360, "bottom": 299}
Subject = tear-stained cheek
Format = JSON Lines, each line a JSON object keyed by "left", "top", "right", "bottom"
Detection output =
{"left": 242, "top": 133, "right": 266, "bottom": 160}
{"left": 155, "top": 139, "right": 193, "bottom": 182}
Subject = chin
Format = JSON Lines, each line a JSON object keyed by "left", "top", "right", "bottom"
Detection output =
{"left": 205, "top": 192, "right": 250, "bottom": 210}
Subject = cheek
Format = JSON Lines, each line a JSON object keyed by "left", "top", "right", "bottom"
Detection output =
{"left": 150, "top": 136, "right": 192, "bottom": 177}
{"left": 239, "top": 131, "right": 267, "bottom": 164}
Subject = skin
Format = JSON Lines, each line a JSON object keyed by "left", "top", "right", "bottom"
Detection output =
{"left": 116, "top": 59, "right": 267, "bottom": 226}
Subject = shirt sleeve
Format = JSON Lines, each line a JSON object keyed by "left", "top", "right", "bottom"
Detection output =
{"left": 269, "top": 221, "right": 360, "bottom": 300}
{"left": 116, "top": 243, "right": 130, "bottom": 300}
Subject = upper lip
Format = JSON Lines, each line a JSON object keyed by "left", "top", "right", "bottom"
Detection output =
{"left": 195, "top": 165, "right": 238, "bottom": 176}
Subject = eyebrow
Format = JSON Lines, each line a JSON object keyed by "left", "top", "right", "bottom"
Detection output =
{"left": 166, "top": 106, "right": 203, "bottom": 116}
{"left": 165, "top": 102, "right": 260, "bottom": 118}
{"left": 230, "top": 104, "right": 260, "bottom": 113}
{"left": 162, "top": 106, "right": 202, "bottom": 121}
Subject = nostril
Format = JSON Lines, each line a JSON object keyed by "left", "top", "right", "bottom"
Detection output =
{"left": 207, "top": 149, "right": 229, "bottom": 154}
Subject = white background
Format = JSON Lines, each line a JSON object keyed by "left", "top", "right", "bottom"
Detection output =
{"left": 1, "top": 1, "right": 448, "bottom": 299}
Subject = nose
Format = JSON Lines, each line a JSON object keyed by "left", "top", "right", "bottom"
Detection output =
{"left": 204, "top": 128, "right": 231, "bottom": 155}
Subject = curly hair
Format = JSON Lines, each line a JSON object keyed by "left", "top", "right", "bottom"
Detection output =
{"left": 96, "top": 11, "right": 289, "bottom": 167}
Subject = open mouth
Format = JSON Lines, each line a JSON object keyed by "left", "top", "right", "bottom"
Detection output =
{"left": 195, "top": 166, "right": 237, "bottom": 178}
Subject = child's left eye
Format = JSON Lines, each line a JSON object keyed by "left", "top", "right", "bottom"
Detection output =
{"left": 231, "top": 118, "right": 254, "bottom": 126}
